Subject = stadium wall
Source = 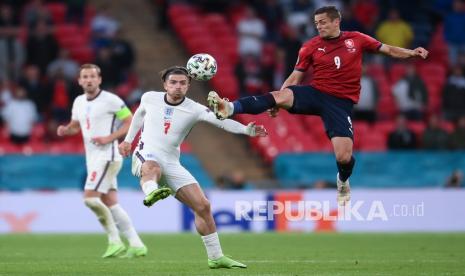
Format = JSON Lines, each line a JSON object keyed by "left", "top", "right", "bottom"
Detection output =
{"left": 0, "top": 154, "right": 214, "bottom": 190}
{"left": 1, "top": 190, "right": 464, "bottom": 233}
{"left": 274, "top": 151, "right": 465, "bottom": 188}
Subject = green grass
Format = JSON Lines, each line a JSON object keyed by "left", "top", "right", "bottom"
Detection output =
{"left": 1, "top": 233, "right": 464, "bottom": 275}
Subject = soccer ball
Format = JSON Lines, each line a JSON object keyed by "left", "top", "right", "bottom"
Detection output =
{"left": 186, "top": 53, "right": 217, "bottom": 81}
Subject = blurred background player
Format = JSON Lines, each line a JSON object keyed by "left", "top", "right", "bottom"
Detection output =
{"left": 207, "top": 5, "right": 429, "bottom": 206}
{"left": 57, "top": 64, "right": 147, "bottom": 258}
{"left": 118, "top": 66, "right": 267, "bottom": 269}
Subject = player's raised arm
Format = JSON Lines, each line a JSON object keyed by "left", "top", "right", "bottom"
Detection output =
{"left": 379, "top": 44, "right": 429, "bottom": 59}
{"left": 57, "top": 120, "right": 81, "bottom": 136}
{"left": 199, "top": 107, "right": 267, "bottom": 137}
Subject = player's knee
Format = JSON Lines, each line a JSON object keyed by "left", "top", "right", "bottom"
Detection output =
{"left": 141, "top": 162, "right": 161, "bottom": 178}
{"left": 271, "top": 89, "right": 293, "bottom": 108}
{"left": 84, "top": 197, "right": 103, "bottom": 210}
{"left": 335, "top": 151, "right": 352, "bottom": 164}
{"left": 101, "top": 196, "right": 117, "bottom": 207}
{"left": 194, "top": 199, "right": 211, "bottom": 216}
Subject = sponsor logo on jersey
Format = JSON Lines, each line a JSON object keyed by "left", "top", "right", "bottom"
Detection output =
{"left": 317, "top": 47, "right": 326, "bottom": 53}
{"left": 146, "top": 153, "right": 156, "bottom": 159}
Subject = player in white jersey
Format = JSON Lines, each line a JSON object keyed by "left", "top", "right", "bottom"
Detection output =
{"left": 118, "top": 66, "right": 267, "bottom": 269}
{"left": 57, "top": 64, "right": 147, "bottom": 258}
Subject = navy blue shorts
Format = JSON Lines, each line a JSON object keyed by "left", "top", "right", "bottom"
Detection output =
{"left": 287, "top": 85, "right": 354, "bottom": 139}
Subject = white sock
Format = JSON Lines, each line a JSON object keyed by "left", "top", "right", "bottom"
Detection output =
{"left": 201, "top": 232, "right": 223, "bottom": 260}
{"left": 141, "top": 180, "right": 159, "bottom": 196}
{"left": 84, "top": 197, "right": 121, "bottom": 244}
{"left": 110, "top": 204, "right": 144, "bottom": 248}
{"left": 228, "top": 102, "right": 234, "bottom": 115}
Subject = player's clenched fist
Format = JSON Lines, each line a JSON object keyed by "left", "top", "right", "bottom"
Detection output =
{"left": 118, "top": 141, "right": 131, "bottom": 157}
{"left": 413, "top": 47, "right": 428, "bottom": 59}
{"left": 56, "top": 125, "right": 68, "bottom": 136}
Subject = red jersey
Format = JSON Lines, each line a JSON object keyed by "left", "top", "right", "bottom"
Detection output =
{"left": 294, "top": 31, "right": 382, "bottom": 103}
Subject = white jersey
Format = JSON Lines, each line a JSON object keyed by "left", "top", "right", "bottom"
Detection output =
{"left": 72, "top": 90, "right": 127, "bottom": 164}
{"left": 125, "top": 92, "right": 248, "bottom": 162}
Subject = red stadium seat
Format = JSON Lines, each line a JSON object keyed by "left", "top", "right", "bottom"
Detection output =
{"left": 441, "top": 121, "right": 455, "bottom": 133}
{"left": 210, "top": 76, "right": 239, "bottom": 99}
{"left": 168, "top": 3, "right": 198, "bottom": 18}
{"left": 22, "top": 141, "right": 48, "bottom": 154}
{"left": 354, "top": 121, "right": 370, "bottom": 136}
{"left": 389, "top": 63, "right": 407, "bottom": 83}
{"left": 31, "top": 123, "right": 46, "bottom": 142}
{"left": 46, "top": 3, "right": 67, "bottom": 24}
{"left": 417, "top": 63, "right": 446, "bottom": 79}
{"left": 0, "top": 126, "right": 9, "bottom": 143}
{"left": 377, "top": 95, "right": 397, "bottom": 120}
{"left": 374, "top": 121, "right": 395, "bottom": 137}
{"left": 203, "top": 13, "right": 227, "bottom": 27}
{"left": 407, "top": 121, "right": 426, "bottom": 137}
{"left": 0, "top": 142, "right": 21, "bottom": 155}
{"left": 54, "top": 24, "right": 80, "bottom": 40}
{"left": 359, "top": 131, "right": 387, "bottom": 151}
{"left": 69, "top": 46, "right": 94, "bottom": 63}
{"left": 366, "top": 63, "right": 385, "bottom": 79}
{"left": 57, "top": 35, "right": 87, "bottom": 48}
{"left": 84, "top": 6, "right": 96, "bottom": 25}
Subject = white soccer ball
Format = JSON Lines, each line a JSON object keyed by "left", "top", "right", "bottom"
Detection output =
{"left": 186, "top": 53, "right": 217, "bottom": 81}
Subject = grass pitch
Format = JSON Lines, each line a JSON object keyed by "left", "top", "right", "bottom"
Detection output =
{"left": 1, "top": 233, "right": 464, "bottom": 275}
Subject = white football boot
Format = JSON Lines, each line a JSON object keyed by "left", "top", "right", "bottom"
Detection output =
{"left": 207, "top": 91, "right": 232, "bottom": 120}
{"left": 337, "top": 173, "right": 351, "bottom": 206}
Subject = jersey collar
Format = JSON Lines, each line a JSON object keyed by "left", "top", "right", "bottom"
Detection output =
{"left": 323, "top": 31, "right": 343, "bottom": 41}
{"left": 86, "top": 89, "right": 102, "bottom": 101}
{"left": 164, "top": 93, "right": 185, "bottom": 106}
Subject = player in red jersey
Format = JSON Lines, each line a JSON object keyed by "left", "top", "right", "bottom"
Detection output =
{"left": 207, "top": 6, "right": 428, "bottom": 206}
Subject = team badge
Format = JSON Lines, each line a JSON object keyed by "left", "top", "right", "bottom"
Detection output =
{"left": 344, "top": 39, "right": 354, "bottom": 48}
{"left": 164, "top": 107, "right": 174, "bottom": 117}
{"left": 344, "top": 39, "right": 356, "bottom": 53}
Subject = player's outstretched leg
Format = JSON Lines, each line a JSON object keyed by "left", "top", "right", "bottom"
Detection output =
{"left": 208, "top": 90, "right": 278, "bottom": 120}
{"left": 336, "top": 173, "right": 351, "bottom": 206}
{"left": 207, "top": 91, "right": 233, "bottom": 120}
{"left": 143, "top": 187, "right": 171, "bottom": 207}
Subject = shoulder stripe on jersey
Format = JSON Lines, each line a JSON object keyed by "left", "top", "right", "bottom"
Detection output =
{"left": 94, "top": 161, "right": 110, "bottom": 191}
{"left": 110, "top": 115, "right": 116, "bottom": 161}
{"left": 135, "top": 151, "right": 145, "bottom": 163}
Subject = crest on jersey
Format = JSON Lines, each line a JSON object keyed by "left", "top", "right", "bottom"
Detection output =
{"left": 344, "top": 39, "right": 356, "bottom": 53}
{"left": 344, "top": 39, "right": 354, "bottom": 48}
{"left": 164, "top": 107, "right": 174, "bottom": 118}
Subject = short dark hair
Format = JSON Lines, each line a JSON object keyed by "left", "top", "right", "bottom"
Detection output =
{"left": 314, "top": 6, "right": 341, "bottom": 21}
{"left": 79, "top": 64, "right": 101, "bottom": 76}
{"left": 160, "top": 66, "right": 191, "bottom": 82}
